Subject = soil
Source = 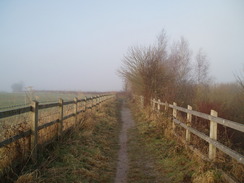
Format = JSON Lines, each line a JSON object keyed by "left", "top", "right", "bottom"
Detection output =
{"left": 114, "top": 101, "right": 169, "bottom": 183}
{"left": 114, "top": 102, "right": 135, "bottom": 183}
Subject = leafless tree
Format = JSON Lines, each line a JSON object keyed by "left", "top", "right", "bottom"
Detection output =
{"left": 167, "top": 37, "right": 194, "bottom": 105}
{"left": 235, "top": 65, "right": 244, "bottom": 91}
{"left": 193, "top": 49, "right": 211, "bottom": 106}
{"left": 119, "top": 30, "right": 211, "bottom": 107}
{"left": 118, "top": 30, "right": 169, "bottom": 105}
{"left": 194, "top": 49, "right": 210, "bottom": 85}
{"left": 168, "top": 37, "right": 192, "bottom": 83}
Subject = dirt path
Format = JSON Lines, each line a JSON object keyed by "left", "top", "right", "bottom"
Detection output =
{"left": 114, "top": 101, "right": 170, "bottom": 183}
{"left": 114, "top": 102, "right": 135, "bottom": 183}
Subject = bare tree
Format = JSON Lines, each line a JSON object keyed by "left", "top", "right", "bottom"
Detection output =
{"left": 167, "top": 37, "right": 193, "bottom": 105}
{"left": 193, "top": 49, "right": 211, "bottom": 106}
{"left": 194, "top": 49, "right": 210, "bottom": 85}
{"left": 119, "top": 30, "right": 212, "bottom": 107}
{"left": 118, "top": 30, "right": 169, "bottom": 105}
{"left": 235, "top": 65, "right": 244, "bottom": 91}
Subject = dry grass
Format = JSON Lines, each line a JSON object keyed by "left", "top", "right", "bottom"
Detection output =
{"left": 0, "top": 102, "right": 86, "bottom": 178}
{"left": 14, "top": 98, "right": 120, "bottom": 183}
{"left": 192, "top": 170, "right": 222, "bottom": 183}
{"left": 128, "top": 101, "right": 227, "bottom": 183}
{"left": 150, "top": 103, "right": 244, "bottom": 182}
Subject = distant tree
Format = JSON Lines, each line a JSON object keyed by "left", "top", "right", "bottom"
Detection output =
{"left": 11, "top": 82, "right": 24, "bottom": 92}
{"left": 194, "top": 49, "right": 210, "bottom": 85}
{"left": 235, "top": 65, "right": 244, "bottom": 91}
{"left": 167, "top": 37, "right": 194, "bottom": 105}
{"left": 193, "top": 49, "right": 211, "bottom": 109}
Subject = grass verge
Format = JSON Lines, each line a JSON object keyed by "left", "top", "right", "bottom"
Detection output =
{"left": 14, "top": 99, "right": 121, "bottom": 183}
{"left": 128, "top": 101, "right": 226, "bottom": 183}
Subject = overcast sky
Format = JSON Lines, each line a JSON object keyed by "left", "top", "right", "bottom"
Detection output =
{"left": 0, "top": 0, "right": 243, "bottom": 92}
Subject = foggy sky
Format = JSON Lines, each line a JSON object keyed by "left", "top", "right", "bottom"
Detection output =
{"left": 0, "top": 0, "right": 244, "bottom": 92}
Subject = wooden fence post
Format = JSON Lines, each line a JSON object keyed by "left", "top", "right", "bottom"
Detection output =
{"left": 84, "top": 97, "right": 87, "bottom": 111}
{"left": 209, "top": 110, "right": 218, "bottom": 160}
{"left": 93, "top": 96, "right": 95, "bottom": 108}
{"left": 31, "top": 100, "right": 38, "bottom": 162}
{"left": 96, "top": 95, "right": 99, "bottom": 111}
{"left": 58, "top": 98, "right": 63, "bottom": 138}
{"left": 140, "top": 96, "right": 144, "bottom": 109}
{"left": 94, "top": 96, "right": 96, "bottom": 106}
{"left": 74, "top": 97, "right": 78, "bottom": 125}
{"left": 89, "top": 97, "right": 93, "bottom": 111}
{"left": 152, "top": 98, "right": 156, "bottom": 110}
{"left": 186, "top": 105, "right": 192, "bottom": 143}
{"left": 93, "top": 96, "right": 96, "bottom": 107}
{"left": 97, "top": 95, "right": 100, "bottom": 107}
{"left": 97, "top": 95, "right": 99, "bottom": 105}
{"left": 172, "top": 102, "right": 177, "bottom": 131}
{"left": 157, "top": 99, "right": 161, "bottom": 111}
{"left": 165, "top": 101, "right": 169, "bottom": 112}
{"left": 99, "top": 95, "right": 102, "bottom": 107}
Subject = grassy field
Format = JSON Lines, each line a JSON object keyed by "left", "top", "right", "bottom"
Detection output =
{"left": 0, "top": 91, "right": 89, "bottom": 110}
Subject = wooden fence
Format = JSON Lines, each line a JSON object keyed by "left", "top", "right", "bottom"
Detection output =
{"left": 0, "top": 94, "right": 114, "bottom": 163}
{"left": 137, "top": 96, "right": 244, "bottom": 165}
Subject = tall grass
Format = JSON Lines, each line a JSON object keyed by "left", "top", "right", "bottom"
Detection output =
{"left": 128, "top": 99, "right": 233, "bottom": 183}
{"left": 0, "top": 94, "right": 98, "bottom": 179}
{"left": 14, "top": 98, "right": 120, "bottom": 183}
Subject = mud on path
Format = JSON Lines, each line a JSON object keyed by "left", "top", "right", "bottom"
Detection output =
{"left": 114, "top": 100, "right": 169, "bottom": 183}
{"left": 114, "top": 101, "right": 135, "bottom": 183}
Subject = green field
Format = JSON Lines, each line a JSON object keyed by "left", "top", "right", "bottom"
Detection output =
{"left": 0, "top": 91, "right": 87, "bottom": 110}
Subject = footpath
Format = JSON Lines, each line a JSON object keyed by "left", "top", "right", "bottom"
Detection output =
{"left": 115, "top": 101, "right": 169, "bottom": 183}
{"left": 114, "top": 102, "right": 134, "bottom": 183}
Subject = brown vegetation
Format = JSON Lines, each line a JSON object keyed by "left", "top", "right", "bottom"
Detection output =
{"left": 0, "top": 95, "right": 114, "bottom": 182}
{"left": 119, "top": 28, "right": 243, "bottom": 152}
{"left": 119, "top": 29, "right": 243, "bottom": 121}
{"left": 128, "top": 100, "right": 228, "bottom": 183}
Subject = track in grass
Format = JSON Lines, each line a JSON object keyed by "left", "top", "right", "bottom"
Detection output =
{"left": 115, "top": 101, "right": 135, "bottom": 183}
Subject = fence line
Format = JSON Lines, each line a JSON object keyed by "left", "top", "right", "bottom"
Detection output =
{"left": 136, "top": 95, "right": 244, "bottom": 165}
{"left": 0, "top": 94, "right": 114, "bottom": 162}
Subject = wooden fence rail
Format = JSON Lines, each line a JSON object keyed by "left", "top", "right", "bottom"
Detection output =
{"left": 0, "top": 94, "right": 114, "bottom": 162}
{"left": 136, "top": 95, "right": 244, "bottom": 165}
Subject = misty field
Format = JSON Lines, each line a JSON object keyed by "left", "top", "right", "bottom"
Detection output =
{"left": 0, "top": 91, "right": 87, "bottom": 110}
{"left": 0, "top": 91, "right": 97, "bottom": 142}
